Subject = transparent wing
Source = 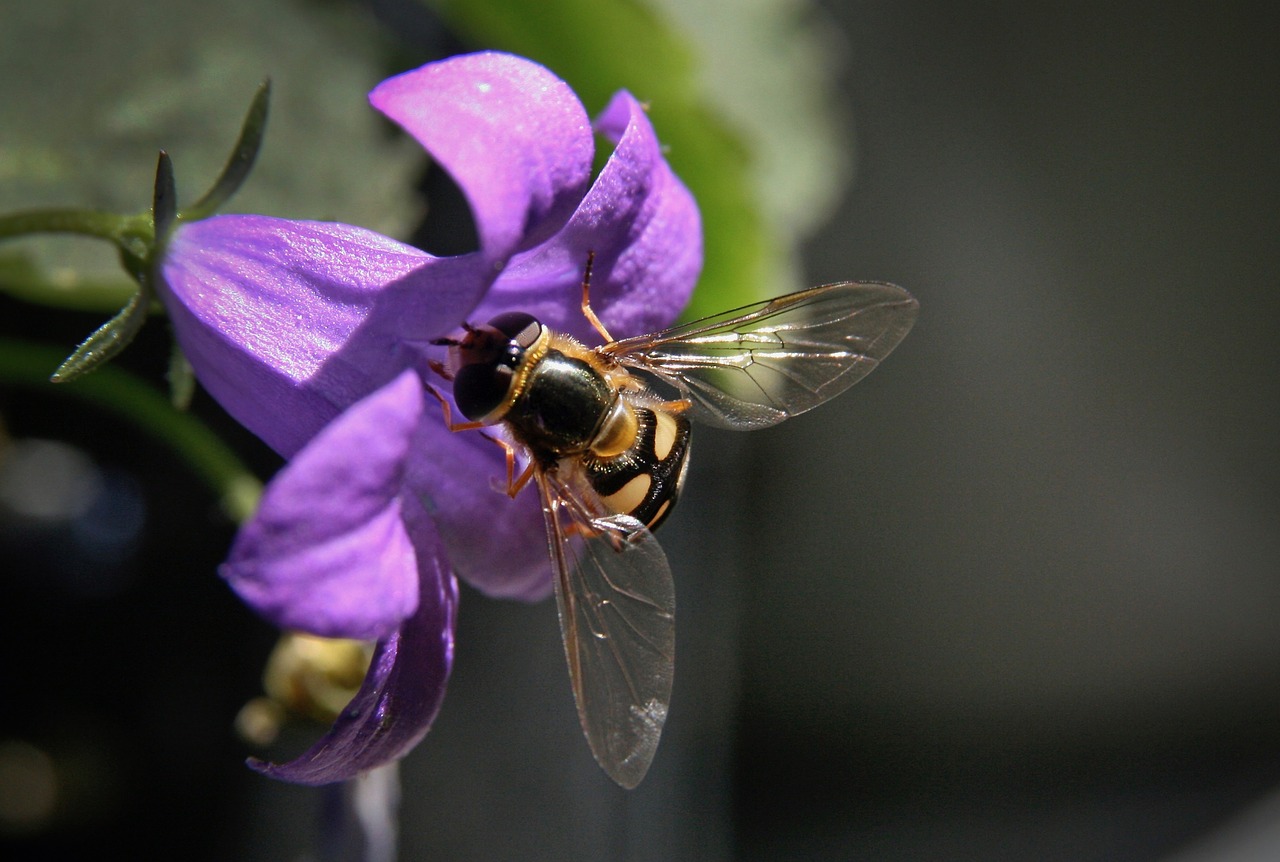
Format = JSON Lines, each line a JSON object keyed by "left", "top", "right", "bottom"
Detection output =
{"left": 535, "top": 467, "right": 675, "bottom": 789}
{"left": 604, "top": 281, "right": 919, "bottom": 429}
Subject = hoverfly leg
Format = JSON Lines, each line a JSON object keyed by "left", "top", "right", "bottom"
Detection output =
{"left": 480, "top": 434, "right": 536, "bottom": 499}
{"left": 602, "top": 529, "right": 627, "bottom": 553}
{"left": 423, "top": 381, "right": 486, "bottom": 432}
{"left": 562, "top": 519, "right": 602, "bottom": 541}
{"left": 652, "top": 397, "right": 693, "bottom": 414}
{"left": 467, "top": 430, "right": 534, "bottom": 499}
{"left": 553, "top": 480, "right": 628, "bottom": 552}
{"left": 429, "top": 322, "right": 479, "bottom": 347}
{"left": 426, "top": 358, "right": 455, "bottom": 382}
{"left": 579, "top": 250, "right": 616, "bottom": 344}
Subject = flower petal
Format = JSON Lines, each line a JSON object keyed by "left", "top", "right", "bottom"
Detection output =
{"left": 370, "top": 52, "right": 594, "bottom": 263}
{"left": 221, "top": 370, "right": 426, "bottom": 640}
{"left": 475, "top": 90, "right": 702, "bottom": 343}
{"left": 404, "top": 418, "right": 553, "bottom": 601}
{"left": 250, "top": 504, "right": 458, "bottom": 785}
{"left": 162, "top": 215, "right": 490, "bottom": 455}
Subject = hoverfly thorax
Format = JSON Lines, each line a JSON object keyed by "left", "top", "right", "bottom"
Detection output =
{"left": 448, "top": 311, "right": 625, "bottom": 456}
{"left": 442, "top": 304, "right": 694, "bottom": 534}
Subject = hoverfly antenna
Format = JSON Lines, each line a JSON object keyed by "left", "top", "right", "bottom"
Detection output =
{"left": 579, "top": 249, "right": 614, "bottom": 344}
{"left": 430, "top": 321, "right": 479, "bottom": 347}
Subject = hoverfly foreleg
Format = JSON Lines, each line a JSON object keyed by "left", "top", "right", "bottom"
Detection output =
{"left": 579, "top": 250, "right": 616, "bottom": 345}
{"left": 423, "top": 381, "right": 486, "bottom": 432}
{"left": 426, "top": 358, "right": 454, "bottom": 382}
{"left": 506, "top": 459, "right": 537, "bottom": 499}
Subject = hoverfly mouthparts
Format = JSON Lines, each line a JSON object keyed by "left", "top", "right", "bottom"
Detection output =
{"left": 430, "top": 257, "right": 918, "bottom": 788}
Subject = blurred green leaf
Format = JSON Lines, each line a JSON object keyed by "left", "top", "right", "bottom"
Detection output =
{"left": 1, "top": 0, "right": 425, "bottom": 286}
{"left": 0, "top": 248, "right": 136, "bottom": 312}
{"left": 0, "top": 339, "right": 262, "bottom": 522}
{"left": 646, "top": 0, "right": 851, "bottom": 246}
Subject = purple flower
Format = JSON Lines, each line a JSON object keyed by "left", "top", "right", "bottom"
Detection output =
{"left": 158, "top": 52, "right": 701, "bottom": 783}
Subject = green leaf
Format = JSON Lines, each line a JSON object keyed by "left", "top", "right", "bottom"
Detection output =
{"left": 645, "top": 0, "right": 852, "bottom": 247}
{"left": 0, "top": 248, "right": 137, "bottom": 312}
{"left": 1, "top": 339, "right": 262, "bottom": 522}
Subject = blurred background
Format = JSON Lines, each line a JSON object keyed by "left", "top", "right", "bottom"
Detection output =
{"left": 3, "top": 1, "right": 1278, "bottom": 860}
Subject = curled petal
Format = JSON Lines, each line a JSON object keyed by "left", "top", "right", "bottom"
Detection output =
{"left": 222, "top": 371, "right": 426, "bottom": 640}
{"left": 370, "top": 52, "right": 594, "bottom": 263}
{"left": 404, "top": 417, "right": 552, "bottom": 601}
{"left": 250, "top": 506, "right": 458, "bottom": 785}
{"left": 477, "top": 90, "right": 702, "bottom": 343}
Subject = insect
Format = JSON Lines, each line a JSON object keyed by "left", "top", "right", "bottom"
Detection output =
{"left": 431, "top": 256, "right": 918, "bottom": 788}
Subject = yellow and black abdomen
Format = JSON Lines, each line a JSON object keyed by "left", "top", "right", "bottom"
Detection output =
{"left": 582, "top": 406, "right": 692, "bottom": 532}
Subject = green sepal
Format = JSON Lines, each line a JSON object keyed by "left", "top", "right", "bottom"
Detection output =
{"left": 48, "top": 149, "right": 179, "bottom": 383}
{"left": 182, "top": 80, "right": 271, "bottom": 223}
{"left": 168, "top": 341, "right": 196, "bottom": 411}
{"left": 152, "top": 150, "right": 178, "bottom": 246}
{"left": 48, "top": 288, "right": 151, "bottom": 383}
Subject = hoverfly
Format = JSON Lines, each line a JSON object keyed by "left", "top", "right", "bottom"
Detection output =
{"left": 431, "top": 255, "right": 918, "bottom": 788}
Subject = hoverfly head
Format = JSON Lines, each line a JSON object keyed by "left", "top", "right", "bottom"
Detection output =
{"left": 444, "top": 312, "right": 544, "bottom": 421}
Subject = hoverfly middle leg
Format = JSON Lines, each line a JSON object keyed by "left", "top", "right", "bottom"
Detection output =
{"left": 652, "top": 398, "right": 694, "bottom": 414}
{"left": 423, "top": 379, "right": 535, "bottom": 499}
{"left": 493, "top": 440, "right": 536, "bottom": 499}
{"left": 579, "top": 250, "right": 616, "bottom": 345}
{"left": 472, "top": 430, "right": 534, "bottom": 498}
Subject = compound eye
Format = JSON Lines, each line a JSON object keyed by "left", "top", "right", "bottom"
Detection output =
{"left": 487, "top": 312, "right": 542, "bottom": 348}
{"left": 453, "top": 363, "right": 515, "bottom": 421}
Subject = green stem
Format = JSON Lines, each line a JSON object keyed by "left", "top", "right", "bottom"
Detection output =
{"left": 0, "top": 208, "right": 148, "bottom": 246}
{"left": 0, "top": 338, "right": 263, "bottom": 523}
